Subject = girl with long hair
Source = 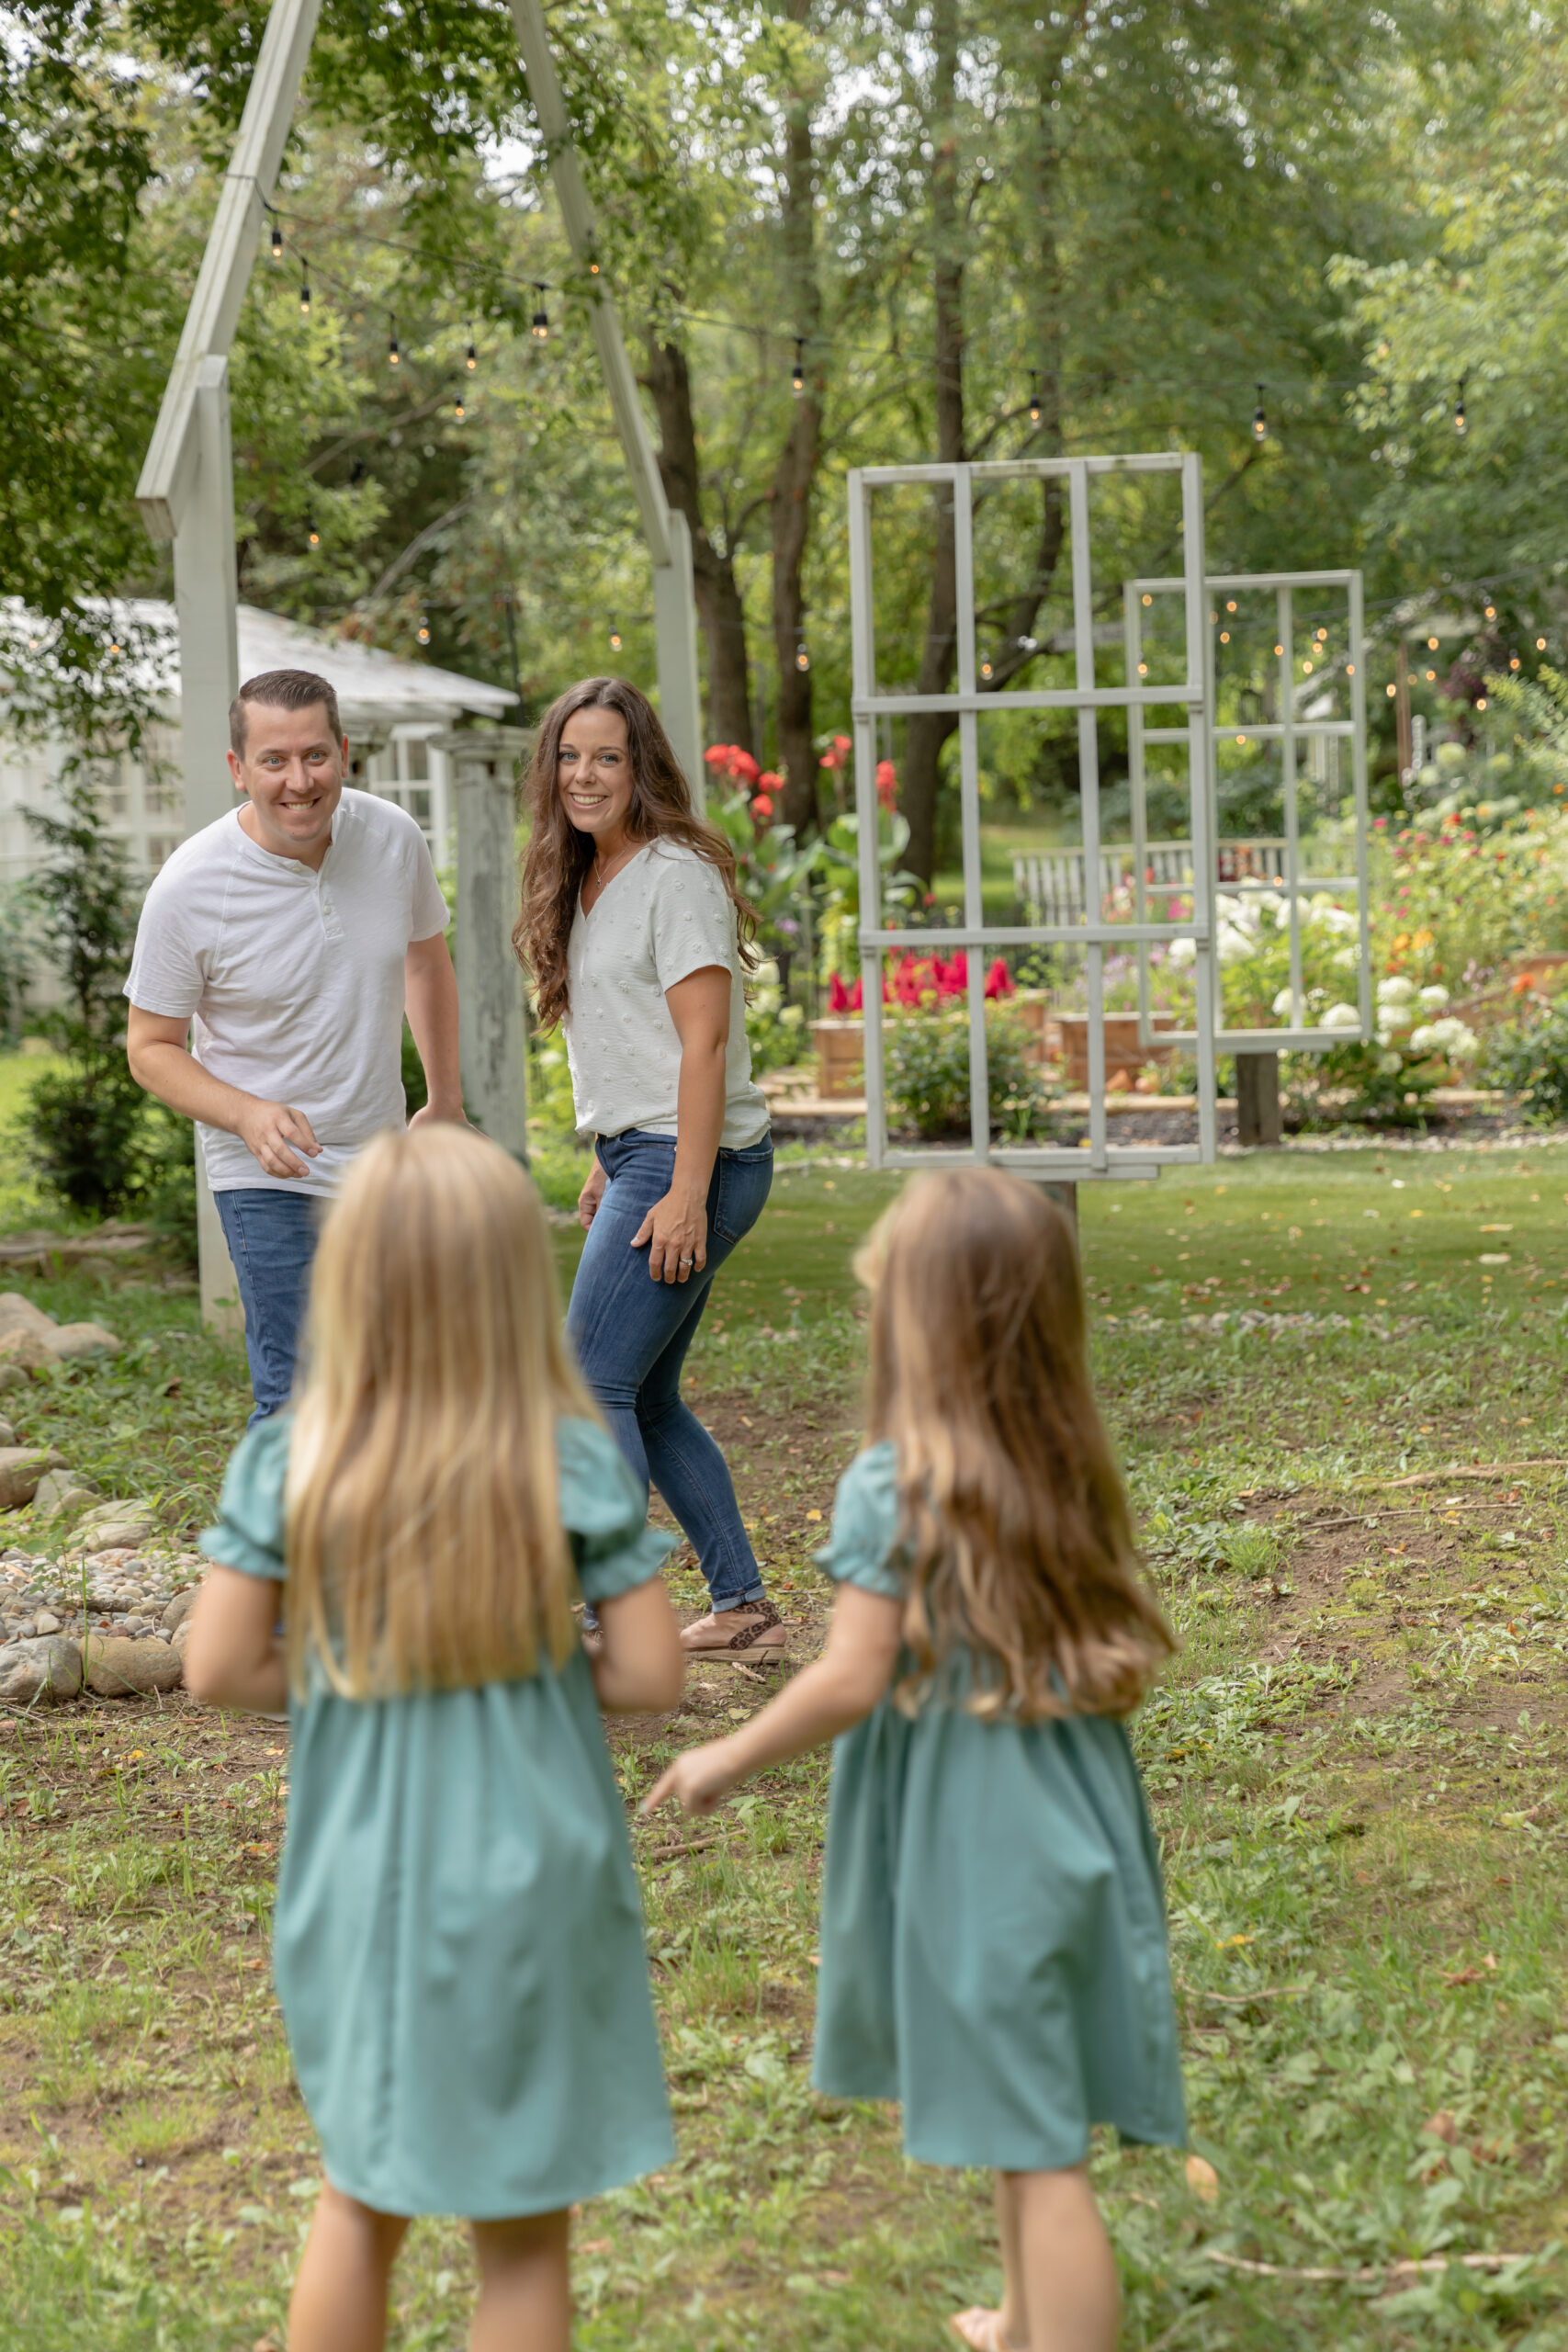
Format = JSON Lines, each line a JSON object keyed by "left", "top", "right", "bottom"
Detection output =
{"left": 514, "top": 676, "right": 784, "bottom": 1663}
{"left": 184, "top": 1125, "right": 683, "bottom": 2352}
{"left": 648, "top": 1169, "right": 1186, "bottom": 2352}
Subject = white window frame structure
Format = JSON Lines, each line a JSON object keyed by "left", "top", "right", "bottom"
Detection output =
{"left": 1124, "top": 569, "right": 1372, "bottom": 1052}
{"left": 848, "top": 453, "right": 1217, "bottom": 1181}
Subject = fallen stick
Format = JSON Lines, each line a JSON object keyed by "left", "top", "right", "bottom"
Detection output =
{"left": 1366, "top": 1462, "right": 1568, "bottom": 1490}
{"left": 641, "top": 1833, "right": 720, "bottom": 1865}
{"left": 1205, "top": 2246, "right": 1539, "bottom": 2283}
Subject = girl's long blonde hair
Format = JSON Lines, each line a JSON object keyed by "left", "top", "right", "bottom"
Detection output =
{"left": 283, "top": 1125, "right": 594, "bottom": 1699}
{"left": 858, "top": 1168, "right": 1174, "bottom": 1721}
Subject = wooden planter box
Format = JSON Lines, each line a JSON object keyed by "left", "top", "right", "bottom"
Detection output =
{"left": 1054, "top": 1012, "right": 1177, "bottom": 1089}
{"left": 810, "top": 1019, "right": 865, "bottom": 1100}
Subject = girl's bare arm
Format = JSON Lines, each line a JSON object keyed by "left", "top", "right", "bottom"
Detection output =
{"left": 184, "top": 1566, "right": 288, "bottom": 1713}
{"left": 592, "top": 1576, "right": 686, "bottom": 1714}
{"left": 642, "top": 1584, "right": 902, "bottom": 1815}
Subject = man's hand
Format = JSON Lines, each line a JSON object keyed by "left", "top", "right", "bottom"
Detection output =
{"left": 236, "top": 1098, "right": 321, "bottom": 1181}
{"left": 579, "top": 1158, "right": 607, "bottom": 1232}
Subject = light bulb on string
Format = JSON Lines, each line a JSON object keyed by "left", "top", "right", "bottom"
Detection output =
{"left": 1028, "top": 372, "right": 1042, "bottom": 427}
{"left": 307, "top": 515, "right": 321, "bottom": 550}
{"left": 269, "top": 219, "right": 283, "bottom": 264}
{"left": 980, "top": 657, "right": 994, "bottom": 680}
{"left": 453, "top": 390, "right": 466, "bottom": 423}
{"left": 1476, "top": 695, "right": 1488, "bottom": 711}
{"left": 1454, "top": 377, "right": 1467, "bottom": 437}
{"left": 1252, "top": 383, "right": 1268, "bottom": 443}
{"left": 299, "top": 269, "right": 310, "bottom": 320}
{"left": 587, "top": 254, "right": 602, "bottom": 277}
{"left": 388, "top": 322, "right": 400, "bottom": 368}
{"left": 417, "top": 613, "right": 431, "bottom": 647}
{"left": 791, "top": 337, "right": 806, "bottom": 397}
{"left": 1511, "top": 650, "right": 1522, "bottom": 671}
{"left": 1484, "top": 603, "right": 1496, "bottom": 621}
{"left": 1538, "top": 637, "right": 1548, "bottom": 651}
{"left": 466, "top": 326, "right": 477, "bottom": 373}
{"left": 531, "top": 287, "right": 549, "bottom": 341}
{"left": 608, "top": 622, "right": 623, "bottom": 654}
{"left": 795, "top": 638, "right": 810, "bottom": 673}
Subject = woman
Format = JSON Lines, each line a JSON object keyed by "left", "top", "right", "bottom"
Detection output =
{"left": 515, "top": 678, "right": 784, "bottom": 1663}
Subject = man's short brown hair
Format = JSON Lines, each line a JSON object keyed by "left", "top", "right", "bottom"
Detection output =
{"left": 230, "top": 669, "right": 343, "bottom": 756}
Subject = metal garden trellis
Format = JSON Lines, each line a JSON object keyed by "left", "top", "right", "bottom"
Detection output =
{"left": 847, "top": 451, "right": 1219, "bottom": 1184}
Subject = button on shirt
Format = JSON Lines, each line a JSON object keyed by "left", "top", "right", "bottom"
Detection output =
{"left": 124, "top": 791, "right": 448, "bottom": 1197}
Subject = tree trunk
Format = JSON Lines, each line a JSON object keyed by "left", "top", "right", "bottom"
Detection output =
{"left": 646, "top": 334, "right": 754, "bottom": 755}
{"left": 770, "top": 0, "right": 825, "bottom": 839}
{"left": 900, "top": 0, "right": 965, "bottom": 886}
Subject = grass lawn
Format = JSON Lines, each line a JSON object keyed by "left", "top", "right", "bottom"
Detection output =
{"left": 7, "top": 1135, "right": 1568, "bottom": 2346}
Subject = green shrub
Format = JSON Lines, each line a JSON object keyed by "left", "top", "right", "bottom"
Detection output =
{"left": 24, "top": 1051, "right": 150, "bottom": 1217}
{"left": 884, "top": 1007, "right": 1054, "bottom": 1139}
{"left": 1484, "top": 994, "right": 1568, "bottom": 1125}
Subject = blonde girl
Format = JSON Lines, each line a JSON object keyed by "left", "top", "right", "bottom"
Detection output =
{"left": 185, "top": 1126, "right": 682, "bottom": 2352}
{"left": 647, "top": 1169, "right": 1185, "bottom": 2352}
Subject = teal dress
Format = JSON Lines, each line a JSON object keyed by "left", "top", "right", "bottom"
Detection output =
{"left": 200, "top": 1414, "right": 675, "bottom": 2220}
{"left": 812, "top": 1444, "right": 1186, "bottom": 2172}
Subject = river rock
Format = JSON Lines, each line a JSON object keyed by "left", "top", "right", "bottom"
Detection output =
{"left": 0, "top": 1294, "right": 56, "bottom": 1339}
{"left": 0, "top": 1447, "right": 68, "bottom": 1510}
{"left": 0, "top": 1329, "right": 56, "bottom": 1374}
{"left": 46, "top": 1323, "right": 121, "bottom": 1361}
{"left": 70, "top": 1499, "right": 161, "bottom": 1553}
{"left": 34, "top": 1470, "right": 100, "bottom": 1518}
{"left": 81, "top": 1634, "right": 183, "bottom": 1697}
{"left": 0, "top": 1635, "right": 83, "bottom": 1704}
{"left": 161, "top": 1588, "right": 199, "bottom": 1635}
{"left": 0, "top": 1420, "right": 15, "bottom": 1448}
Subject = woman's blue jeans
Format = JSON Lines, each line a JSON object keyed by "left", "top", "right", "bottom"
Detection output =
{"left": 567, "top": 1128, "right": 773, "bottom": 1613}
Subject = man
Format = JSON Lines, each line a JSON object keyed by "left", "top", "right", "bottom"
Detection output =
{"left": 126, "top": 667, "right": 462, "bottom": 1420}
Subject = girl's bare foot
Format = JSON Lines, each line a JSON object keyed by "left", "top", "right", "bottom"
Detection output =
{"left": 949, "top": 2312, "right": 1025, "bottom": 2352}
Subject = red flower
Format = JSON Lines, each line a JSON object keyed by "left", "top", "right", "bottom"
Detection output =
{"left": 818, "top": 733, "right": 853, "bottom": 772}
{"left": 758, "top": 770, "right": 783, "bottom": 792}
{"left": 875, "top": 758, "right": 898, "bottom": 810}
{"left": 750, "top": 793, "right": 774, "bottom": 822}
{"left": 984, "top": 957, "right": 1015, "bottom": 999}
{"left": 827, "top": 972, "right": 854, "bottom": 1013}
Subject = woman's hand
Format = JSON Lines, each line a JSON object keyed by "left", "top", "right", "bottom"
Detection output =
{"left": 578, "top": 1158, "right": 607, "bottom": 1233}
{"left": 633, "top": 1180, "right": 708, "bottom": 1283}
{"left": 643, "top": 1735, "right": 743, "bottom": 1817}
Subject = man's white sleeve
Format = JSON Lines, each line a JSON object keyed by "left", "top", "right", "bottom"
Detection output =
{"left": 124, "top": 876, "right": 204, "bottom": 1020}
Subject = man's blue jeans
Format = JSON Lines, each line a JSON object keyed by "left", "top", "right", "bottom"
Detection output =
{"left": 213, "top": 1188, "right": 321, "bottom": 1428}
{"left": 567, "top": 1128, "right": 773, "bottom": 1612}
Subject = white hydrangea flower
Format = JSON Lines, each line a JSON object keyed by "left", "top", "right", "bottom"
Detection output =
{"left": 1165, "top": 936, "right": 1197, "bottom": 968}
{"left": 1410, "top": 1016, "right": 1480, "bottom": 1060}
{"left": 1418, "top": 984, "right": 1450, "bottom": 1008}
{"left": 1332, "top": 944, "right": 1359, "bottom": 970}
{"left": 1378, "top": 1050, "right": 1404, "bottom": 1075}
{"left": 1307, "top": 897, "right": 1358, "bottom": 936}
{"left": 1271, "top": 989, "right": 1298, "bottom": 1018}
{"left": 1322, "top": 1002, "right": 1361, "bottom": 1030}
{"left": 780, "top": 1002, "right": 805, "bottom": 1029}
{"left": 1377, "top": 975, "right": 1417, "bottom": 1006}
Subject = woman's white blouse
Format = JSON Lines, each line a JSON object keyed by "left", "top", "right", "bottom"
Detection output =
{"left": 563, "top": 840, "right": 770, "bottom": 1148}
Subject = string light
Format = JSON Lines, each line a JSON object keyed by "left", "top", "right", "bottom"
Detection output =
{"left": 1225, "top": 599, "right": 1237, "bottom": 613}
{"left": 307, "top": 515, "right": 321, "bottom": 549}
{"left": 466, "top": 329, "right": 477, "bottom": 373}
{"left": 531, "top": 286, "right": 549, "bottom": 340}
{"left": 299, "top": 268, "right": 310, "bottom": 319}
{"left": 1220, "top": 629, "right": 1230, "bottom": 643}
{"left": 1386, "top": 683, "right": 1397, "bottom": 698}
{"left": 1427, "top": 636, "right": 1438, "bottom": 650}
{"left": 454, "top": 390, "right": 466, "bottom": 422}
{"left": 1028, "top": 372, "right": 1042, "bottom": 427}
{"left": 1510, "top": 650, "right": 1522, "bottom": 671}
{"left": 609, "top": 622, "right": 623, "bottom": 653}
{"left": 269, "top": 219, "right": 283, "bottom": 264}
{"left": 388, "top": 322, "right": 400, "bottom": 368}
{"left": 1476, "top": 695, "right": 1488, "bottom": 710}
{"left": 795, "top": 638, "right": 810, "bottom": 673}
{"left": 791, "top": 337, "right": 806, "bottom": 396}
{"left": 1252, "top": 383, "right": 1268, "bottom": 443}
{"left": 417, "top": 613, "right": 431, "bottom": 646}
{"left": 1273, "top": 641, "right": 1284, "bottom": 657}
{"left": 980, "top": 657, "right": 994, "bottom": 679}
{"left": 587, "top": 255, "right": 602, "bottom": 276}
{"left": 1454, "top": 377, "right": 1467, "bottom": 437}
{"left": 1484, "top": 603, "right": 1496, "bottom": 621}
{"left": 1537, "top": 636, "right": 1548, "bottom": 651}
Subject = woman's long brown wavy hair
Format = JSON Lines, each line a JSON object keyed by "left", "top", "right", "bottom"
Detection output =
{"left": 857, "top": 1168, "right": 1175, "bottom": 1721}
{"left": 513, "top": 676, "right": 756, "bottom": 1028}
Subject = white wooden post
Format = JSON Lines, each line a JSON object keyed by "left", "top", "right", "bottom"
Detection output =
{"left": 433, "top": 729, "right": 534, "bottom": 1162}
{"left": 507, "top": 0, "right": 705, "bottom": 801}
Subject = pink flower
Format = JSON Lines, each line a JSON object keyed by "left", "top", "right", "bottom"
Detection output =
{"left": 818, "top": 733, "right": 853, "bottom": 772}
{"left": 827, "top": 972, "right": 854, "bottom": 1013}
{"left": 875, "top": 758, "right": 898, "bottom": 811}
{"left": 984, "top": 957, "right": 1014, "bottom": 999}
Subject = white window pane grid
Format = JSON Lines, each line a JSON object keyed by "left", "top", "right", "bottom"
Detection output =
{"left": 848, "top": 455, "right": 1218, "bottom": 1180}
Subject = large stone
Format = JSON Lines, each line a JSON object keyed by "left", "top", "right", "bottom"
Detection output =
{"left": 33, "top": 1470, "right": 100, "bottom": 1518}
{"left": 0, "top": 1419, "right": 15, "bottom": 1448}
{"left": 69, "top": 1499, "right": 161, "bottom": 1553}
{"left": 0, "top": 1447, "right": 68, "bottom": 1510}
{"left": 0, "top": 1293, "right": 56, "bottom": 1339}
{"left": 0, "top": 1366, "right": 26, "bottom": 1397}
{"left": 0, "top": 1329, "right": 56, "bottom": 1374}
{"left": 160, "top": 1587, "right": 199, "bottom": 1635}
{"left": 0, "top": 1635, "right": 83, "bottom": 1705}
{"left": 81, "top": 1634, "right": 184, "bottom": 1697}
{"left": 44, "top": 1322, "right": 121, "bottom": 1361}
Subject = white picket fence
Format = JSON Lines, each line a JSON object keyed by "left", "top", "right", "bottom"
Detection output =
{"left": 1010, "top": 838, "right": 1340, "bottom": 925}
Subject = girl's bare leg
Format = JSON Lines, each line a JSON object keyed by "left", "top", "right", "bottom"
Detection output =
{"left": 468, "top": 2209, "right": 571, "bottom": 2352}
{"left": 288, "top": 2180, "right": 410, "bottom": 2352}
{"left": 1012, "top": 2165, "right": 1120, "bottom": 2352}
{"left": 995, "top": 2170, "right": 1031, "bottom": 2347}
